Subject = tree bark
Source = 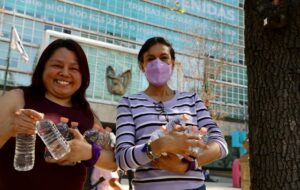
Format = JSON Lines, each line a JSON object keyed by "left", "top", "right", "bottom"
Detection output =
{"left": 245, "top": 0, "right": 300, "bottom": 189}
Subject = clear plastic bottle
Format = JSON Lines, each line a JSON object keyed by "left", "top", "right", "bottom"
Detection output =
{"left": 36, "top": 120, "right": 70, "bottom": 160}
{"left": 148, "top": 114, "right": 208, "bottom": 158}
{"left": 13, "top": 133, "right": 36, "bottom": 171}
{"left": 70, "top": 121, "right": 79, "bottom": 129}
{"left": 44, "top": 117, "right": 72, "bottom": 161}
{"left": 56, "top": 117, "right": 72, "bottom": 140}
{"left": 148, "top": 114, "right": 189, "bottom": 157}
{"left": 83, "top": 127, "right": 112, "bottom": 150}
{"left": 187, "top": 126, "right": 208, "bottom": 156}
{"left": 149, "top": 114, "right": 189, "bottom": 142}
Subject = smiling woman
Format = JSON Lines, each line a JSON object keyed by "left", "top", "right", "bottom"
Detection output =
{"left": 0, "top": 39, "right": 117, "bottom": 190}
{"left": 42, "top": 47, "right": 82, "bottom": 106}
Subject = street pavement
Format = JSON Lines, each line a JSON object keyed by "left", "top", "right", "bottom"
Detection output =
{"left": 119, "top": 175, "right": 241, "bottom": 190}
{"left": 205, "top": 175, "right": 240, "bottom": 190}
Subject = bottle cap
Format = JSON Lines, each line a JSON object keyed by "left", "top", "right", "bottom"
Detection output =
{"left": 199, "top": 127, "right": 207, "bottom": 134}
{"left": 71, "top": 122, "right": 79, "bottom": 128}
{"left": 60, "top": 117, "right": 69, "bottom": 123}
{"left": 93, "top": 124, "right": 105, "bottom": 132}
{"left": 181, "top": 114, "right": 190, "bottom": 121}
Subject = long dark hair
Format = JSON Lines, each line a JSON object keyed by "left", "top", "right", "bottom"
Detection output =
{"left": 29, "top": 39, "right": 91, "bottom": 112}
{"left": 137, "top": 37, "right": 175, "bottom": 65}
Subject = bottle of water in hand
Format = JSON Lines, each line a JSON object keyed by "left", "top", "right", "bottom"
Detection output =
{"left": 36, "top": 120, "right": 70, "bottom": 160}
{"left": 187, "top": 126, "right": 208, "bottom": 156}
{"left": 44, "top": 117, "right": 72, "bottom": 161}
{"left": 13, "top": 133, "right": 36, "bottom": 171}
{"left": 149, "top": 114, "right": 189, "bottom": 142}
{"left": 56, "top": 117, "right": 73, "bottom": 140}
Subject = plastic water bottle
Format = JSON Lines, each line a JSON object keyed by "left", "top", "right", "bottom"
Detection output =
{"left": 70, "top": 121, "right": 79, "bottom": 129}
{"left": 44, "top": 117, "right": 72, "bottom": 161}
{"left": 149, "top": 114, "right": 189, "bottom": 142}
{"left": 56, "top": 117, "right": 72, "bottom": 140}
{"left": 84, "top": 126, "right": 115, "bottom": 150}
{"left": 13, "top": 134, "right": 36, "bottom": 171}
{"left": 36, "top": 120, "right": 70, "bottom": 160}
{"left": 187, "top": 126, "right": 208, "bottom": 155}
{"left": 148, "top": 114, "right": 189, "bottom": 157}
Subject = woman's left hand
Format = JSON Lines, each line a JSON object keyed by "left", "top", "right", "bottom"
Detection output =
{"left": 151, "top": 153, "right": 188, "bottom": 174}
{"left": 46, "top": 128, "right": 92, "bottom": 166}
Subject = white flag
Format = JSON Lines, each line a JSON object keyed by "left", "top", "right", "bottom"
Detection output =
{"left": 11, "top": 26, "right": 29, "bottom": 63}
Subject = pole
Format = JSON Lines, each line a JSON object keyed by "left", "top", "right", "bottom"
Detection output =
{"left": 2, "top": 26, "right": 13, "bottom": 95}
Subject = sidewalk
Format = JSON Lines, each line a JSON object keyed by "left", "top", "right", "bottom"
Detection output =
{"left": 119, "top": 175, "right": 241, "bottom": 190}
{"left": 205, "top": 175, "right": 240, "bottom": 190}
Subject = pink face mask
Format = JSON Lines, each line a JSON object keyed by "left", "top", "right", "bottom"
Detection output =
{"left": 145, "top": 58, "right": 173, "bottom": 87}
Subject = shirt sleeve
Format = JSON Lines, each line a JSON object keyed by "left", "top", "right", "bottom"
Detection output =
{"left": 194, "top": 94, "right": 228, "bottom": 159}
{"left": 115, "top": 97, "right": 152, "bottom": 171}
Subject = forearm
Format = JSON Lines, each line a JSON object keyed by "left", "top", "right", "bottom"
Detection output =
{"left": 197, "top": 141, "right": 222, "bottom": 166}
{"left": 0, "top": 125, "right": 14, "bottom": 149}
{"left": 116, "top": 143, "right": 152, "bottom": 171}
{"left": 95, "top": 149, "right": 118, "bottom": 171}
{"left": 0, "top": 131, "right": 13, "bottom": 149}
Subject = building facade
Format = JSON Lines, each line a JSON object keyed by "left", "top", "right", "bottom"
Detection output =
{"left": 0, "top": 0, "right": 246, "bottom": 168}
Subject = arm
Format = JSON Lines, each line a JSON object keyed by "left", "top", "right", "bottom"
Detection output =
{"left": 115, "top": 97, "right": 207, "bottom": 171}
{"left": 115, "top": 97, "right": 152, "bottom": 171}
{"left": 92, "top": 116, "right": 118, "bottom": 171}
{"left": 51, "top": 128, "right": 117, "bottom": 171}
{"left": 0, "top": 89, "right": 24, "bottom": 148}
{"left": 95, "top": 148, "right": 117, "bottom": 171}
{"left": 194, "top": 94, "right": 228, "bottom": 166}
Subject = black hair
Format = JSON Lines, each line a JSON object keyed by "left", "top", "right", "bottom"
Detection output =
{"left": 137, "top": 37, "right": 175, "bottom": 65}
{"left": 29, "top": 39, "right": 91, "bottom": 114}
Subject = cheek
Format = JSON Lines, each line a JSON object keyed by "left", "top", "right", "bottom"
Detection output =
{"left": 75, "top": 74, "right": 83, "bottom": 86}
{"left": 42, "top": 72, "right": 50, "bottom": 83}
{"left": 142, "top": 62, "right": 149, "bottom": 72}
{"left": 44, "top": 68, "right": 58, "bottom": 77}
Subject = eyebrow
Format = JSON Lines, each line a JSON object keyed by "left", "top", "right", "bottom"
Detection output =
{"left": 145, "top": 53, "right": 169, "bottom": 58}
{"left": 49, "top": 58, "right": 79, "bottom": 65}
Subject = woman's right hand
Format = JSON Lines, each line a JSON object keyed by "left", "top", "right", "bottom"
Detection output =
{"left": 12, "top": 109, "right": 44, "bottom": 136}
{"left": 152, "top": 153, "right": 188, "bottom": 173}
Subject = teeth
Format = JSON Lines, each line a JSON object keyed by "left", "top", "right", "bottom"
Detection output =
{"left": 57, "top": 80, "right": 70, "bottom": 85}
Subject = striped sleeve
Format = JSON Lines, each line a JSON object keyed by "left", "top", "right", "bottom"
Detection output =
{"left": 194, "top": 94, "right": 228, "bottom": 159}
{"left": 115, "top": 97, "right": 151, "bottom": 171}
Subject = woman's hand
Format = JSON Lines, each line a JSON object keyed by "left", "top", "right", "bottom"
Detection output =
{"left": 151, "top": 153, "right": 188, "bottom": 173}
{"left": 159, "top": 130, "right": 207, "bottom": 155}
{"left": 46, "top": 128, "right": 92, "bottom": 165}
{"left": 12, "top": 109, "right": 44, "bottom": 136}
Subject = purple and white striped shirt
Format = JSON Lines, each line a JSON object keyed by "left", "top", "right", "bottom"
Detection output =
{"left": 115, "top": 91, "right": 228, "bottom": 190}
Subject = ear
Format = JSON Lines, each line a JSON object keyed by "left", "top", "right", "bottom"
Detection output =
{"left": 171, "top": 60, "right": 176, "bottom": 69}
{"left": 139, "top": 62, "right": 145, "bottom": 72}
{"left": 106, "top": 66, "right": 116, "bottom": 77}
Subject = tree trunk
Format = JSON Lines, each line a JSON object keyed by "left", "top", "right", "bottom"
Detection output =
{"left": 245, "top": 0, "right": 300, "bottom": 189}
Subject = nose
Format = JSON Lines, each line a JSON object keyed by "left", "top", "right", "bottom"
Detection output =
{"left": 60, "top": 66, "right": 70, "bottom": 76}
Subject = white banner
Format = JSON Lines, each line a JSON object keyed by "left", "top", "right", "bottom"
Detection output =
{"left": 11, "top": 26, "right": 29, "bottom": 63}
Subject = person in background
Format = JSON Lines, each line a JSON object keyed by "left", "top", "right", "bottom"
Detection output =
{"left": 91, "top": 167, "right": 123, "bottom": 190}
{"left": 126, "top": 169, "right": 134, "bottom": 190}
{"left": 86, "top": 124, "right": 123, "bottom": 190}
{"left": 115, "top": 37, "right": 228, "bottom": 190}
{"left": 0, "top": 39, "right": 116, "bottom": 190}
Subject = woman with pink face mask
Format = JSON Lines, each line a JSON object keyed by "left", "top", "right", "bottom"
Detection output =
{"left": 115, "top": 37, "right": 228, "bottom": 190}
